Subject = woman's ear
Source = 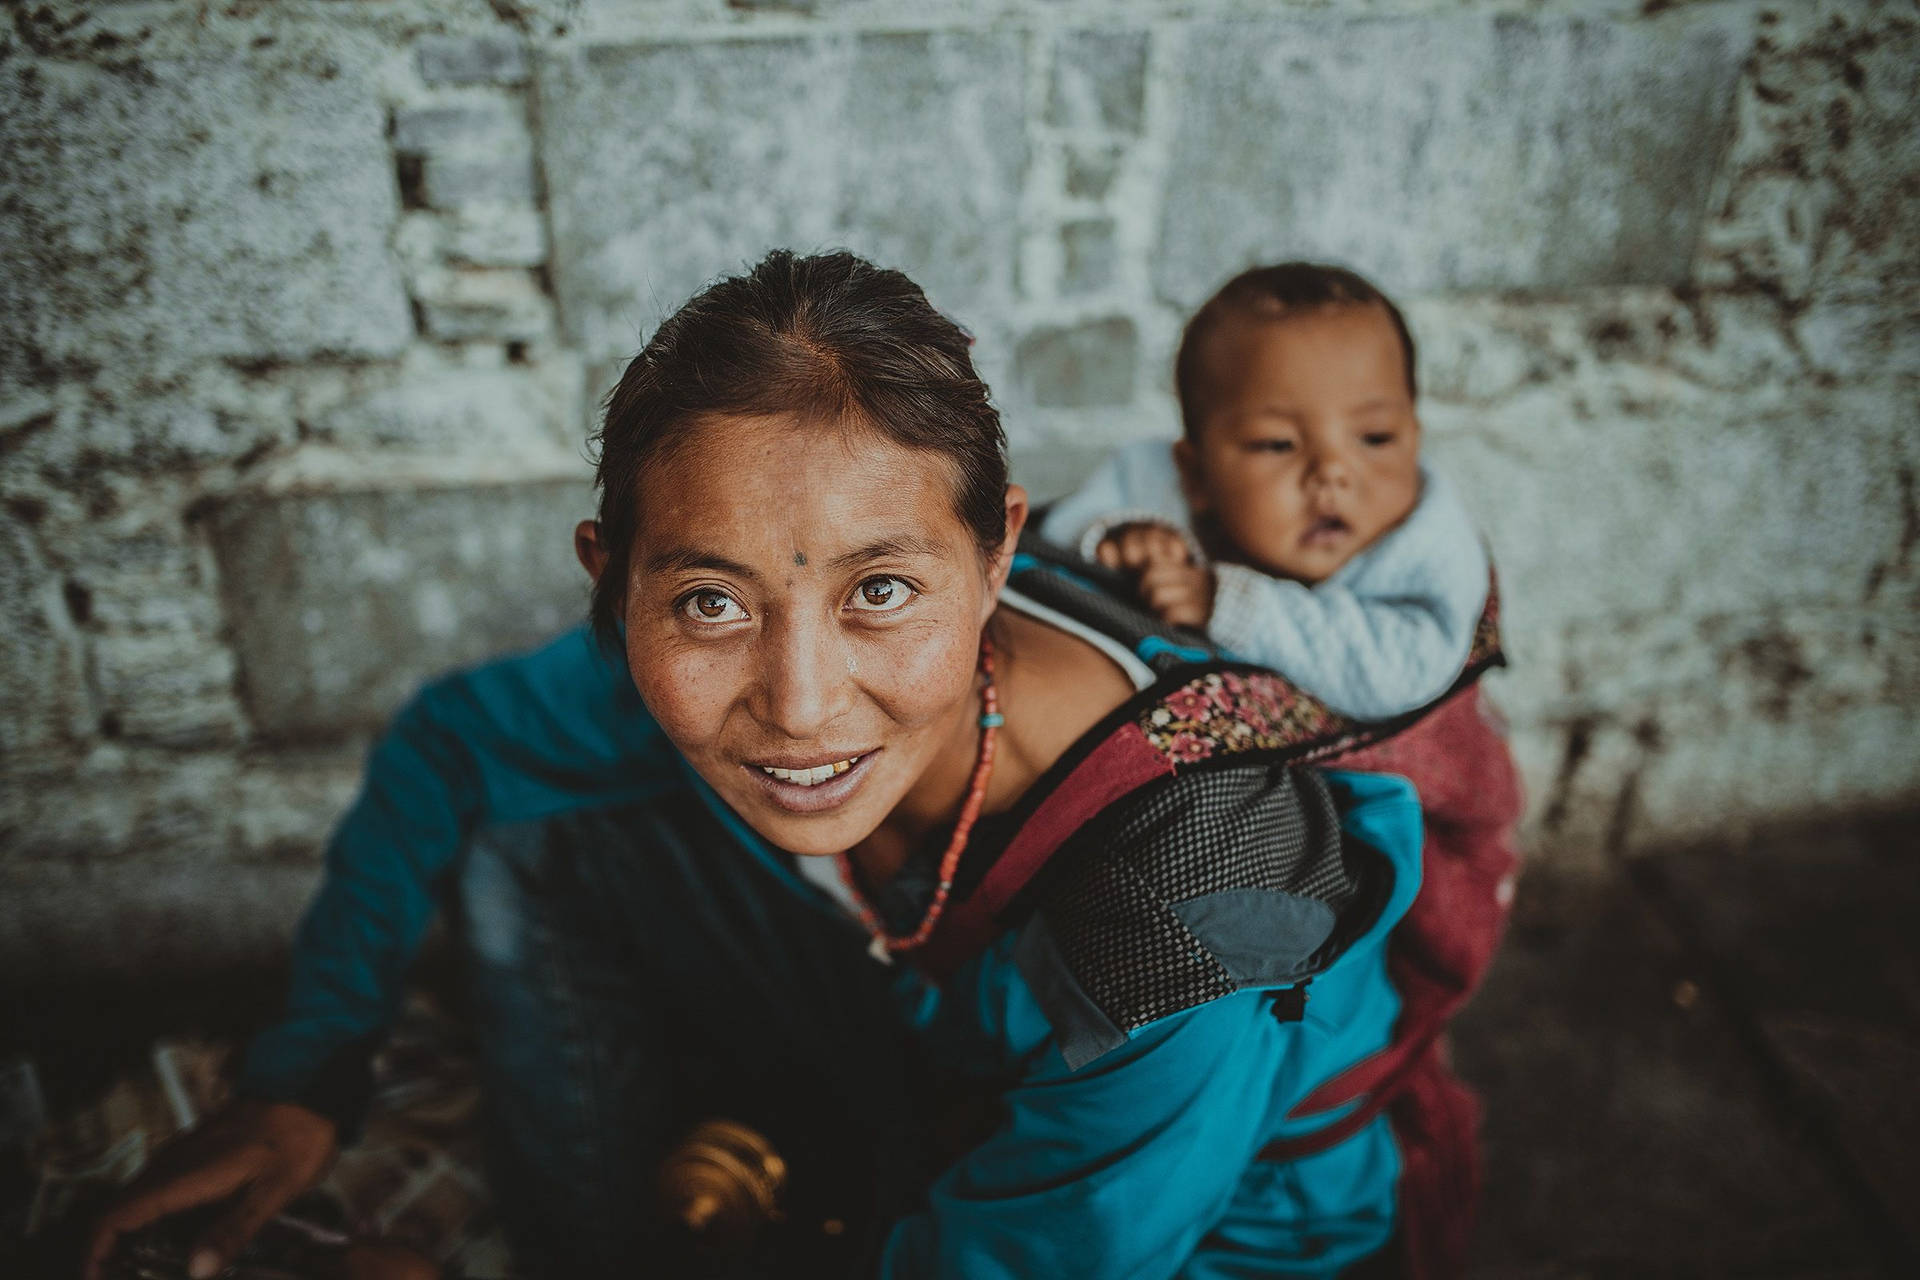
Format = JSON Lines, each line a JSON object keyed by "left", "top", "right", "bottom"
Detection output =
{"left": 983, "top": 484, "right": 1029, "bottom": 616}
{"left": 574, "top": 519, "right": 609, "bottom": 582}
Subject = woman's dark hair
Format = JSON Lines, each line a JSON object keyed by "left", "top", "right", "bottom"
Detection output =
{"left": 587, "top": 249, "right": 1008, "bottom": 651}
{"left": 1173, "top": 262, "right": 1417, "bottom": 438}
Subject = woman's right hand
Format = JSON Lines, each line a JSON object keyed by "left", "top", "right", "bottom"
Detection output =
{"left": 82, "top": 1098, "right": 338, "bottom": 1280}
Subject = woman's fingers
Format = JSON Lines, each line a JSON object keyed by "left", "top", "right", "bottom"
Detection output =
{"left": 82, "top": 1148, "right": 256, "bottom": 1279}
{"left": 186, "top": 1171, "right": 304, "bottom": 1279}
{"left": 81, "top": 1102, "right": 337, "bottom": 1280}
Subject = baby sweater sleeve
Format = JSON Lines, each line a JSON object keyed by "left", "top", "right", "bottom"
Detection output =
{"left": 1207, "top": 467, "right": 1491, "bottom": 721}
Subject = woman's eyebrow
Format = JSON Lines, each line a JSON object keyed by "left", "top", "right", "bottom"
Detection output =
{"left": 826, "top": 535, "right": 949, "bottom": 571}
{"left": 643, "top": 547, "right": 761, "bottom": 580}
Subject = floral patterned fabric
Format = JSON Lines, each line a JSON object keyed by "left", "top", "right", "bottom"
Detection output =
{"left": 1136, "top": 583, "right": 1504, "bottom": 769}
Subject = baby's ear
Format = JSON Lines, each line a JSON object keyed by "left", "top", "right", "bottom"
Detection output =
{"left": 1171, "top": 438, "right": 1209, "bottom": 514}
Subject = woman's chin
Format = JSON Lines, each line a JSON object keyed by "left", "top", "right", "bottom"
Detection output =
{"left": 720, "top": 754, "right": 893, "bottom": 855}
{"left": 743, "top": 805, "right": 882, "bottom": 858}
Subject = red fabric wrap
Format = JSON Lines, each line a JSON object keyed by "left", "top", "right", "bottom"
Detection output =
{"left": 1272, "top": 684, "right": 1523, "bottom": 1280}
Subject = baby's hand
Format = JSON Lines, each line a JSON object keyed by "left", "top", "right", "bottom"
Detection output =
{"left": 1095, "top": 524, "right": 1215, "bottom": 629}
{"left": 1134, "top": 557, "right": 1215, "bottom": 628}
{"left": 1095, "top": 523, "right": 1192, "bottom": 575}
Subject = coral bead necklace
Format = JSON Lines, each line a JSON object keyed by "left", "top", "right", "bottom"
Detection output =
{"left": 835, "top": 634, "right": 1001, "bottom": 957}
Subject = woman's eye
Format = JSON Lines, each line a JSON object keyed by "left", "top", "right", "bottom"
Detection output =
{"left": 849, "top": 576, "right": 914, "bottom": 613}
{"left": 681, "top": 590, "right": 747, "bottom": 624}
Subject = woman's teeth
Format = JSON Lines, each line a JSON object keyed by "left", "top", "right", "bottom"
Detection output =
{"left": 760, "top": 756, "right": 860, "bottom": 786}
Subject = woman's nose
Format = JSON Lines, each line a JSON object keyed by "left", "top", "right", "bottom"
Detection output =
{"left": 753, "top": 616, "right": 854, "bottom": 740}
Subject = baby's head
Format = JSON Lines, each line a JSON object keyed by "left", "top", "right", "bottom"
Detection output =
{"left": 1173, "top": 263, "right": 1421, "bottom": 585}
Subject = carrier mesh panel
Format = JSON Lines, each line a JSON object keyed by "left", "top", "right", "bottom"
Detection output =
{"left": 1042, "top": 766, "right": 1354, "bottom": 1033}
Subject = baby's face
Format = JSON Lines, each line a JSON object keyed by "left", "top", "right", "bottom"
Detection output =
{"left": 1178, "top": 303, "right": 1421, "bottom": 585}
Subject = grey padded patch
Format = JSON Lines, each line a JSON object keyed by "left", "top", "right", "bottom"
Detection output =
{"left": 1169, "top": 889, "right": 1336, "bottom": 986}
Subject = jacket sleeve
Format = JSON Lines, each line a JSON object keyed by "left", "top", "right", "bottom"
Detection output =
{"left": 879, "top": 990, "right": 1289, "bottom": 1280}
{"left": 239, "top": 625, "right": 675, "bottom": 1130}
{"left": 878, "top": 771, "right": 1424, "bottom": 1280}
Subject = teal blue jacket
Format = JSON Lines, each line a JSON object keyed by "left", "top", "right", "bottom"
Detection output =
{"left": 244, "top": 626, "right": 1423, "bottom": 1278}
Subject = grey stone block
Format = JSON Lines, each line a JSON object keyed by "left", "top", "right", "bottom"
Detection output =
{"left": 207, "top": 480, "right": 596, "bottom": 736}
{"left": 421, "top": 148, "right": 539, "bottom": 210}
{"left": 1153, "top": 13, "right": 1748, "bottom": 303}
{"left": 446, "top": 207, "right": 549, "bottom": 268}
{"left": 91, "top": 632, "right": 244, "bottom": 746}
{"left": 0, "top": 50, "right": 411, "bottom": 380}
{"left": 1060, "top": 218, "right": 1118, "bottom": 296}
{"left": 416, "top": 34, "right": 531, "bottom": 86}
{"left": 1064, "top": 144, "right": 1123, "bottom": 200}
{"left": 392, "top": 102, "right": 538, "bottom": 209}
{"left": 1443, "top": 389, "right": 1915, "bottom": 637}
{"left": 315, "top": 367, "right": 574, "bottom": 452}
{"left": 0, "top": 860, "right": 319, "bottom": 983}
{"left": 413, "top": 268, "right": 553, "bottom": 342}
{"left": 392, "top": 102, "right": 524, "bottom": 155}
{"left": 0, "top": 512, "right": 90, "bottom": 753}
{"left": 1696, "top": 3, "right": 1920, "bottom": 303}
{"left": 0, "top": 745, "right": 359, "bottom": 866}
{"left": 1015, "top": 317, "right": 1137, "bottom": 408}
{"left": 1048, "top": 30, "right": 1149, "bottom": 135}
{"left": 537, "top": 30, "right": 1027, "bottom": 360}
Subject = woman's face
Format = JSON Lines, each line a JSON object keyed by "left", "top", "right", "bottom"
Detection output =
{"left": 608, "top": 414, "right": 1022, "bottom": 856}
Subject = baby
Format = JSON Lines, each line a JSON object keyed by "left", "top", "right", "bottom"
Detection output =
{"left": 1041, "top": 262, "right": 1488, "bottom": 721}
{"left": 1044, "top": 263, "right": 1522, "bottom": 1274}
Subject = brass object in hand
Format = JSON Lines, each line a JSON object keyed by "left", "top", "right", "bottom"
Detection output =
{"left": 657, "top": 1118, "right": 787, "bottom": 1243}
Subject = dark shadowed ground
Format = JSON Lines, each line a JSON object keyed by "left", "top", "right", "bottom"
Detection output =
{"left": 1456, "top": 813, "right": 1920, "bottom": 1278}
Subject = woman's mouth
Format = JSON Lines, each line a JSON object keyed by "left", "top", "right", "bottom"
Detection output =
{"left": 744, "top": 750, "right": 878, "bottom": 814}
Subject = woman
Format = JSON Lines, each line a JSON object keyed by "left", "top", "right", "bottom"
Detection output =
{"left": 87, "top": 252, "right": 1462, "bottom": 1279}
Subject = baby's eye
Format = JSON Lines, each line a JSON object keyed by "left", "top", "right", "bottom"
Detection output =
{"left": 848, "top": 576, "right": 914, "bottom": 613}
{"left": 1248, "top": 438, "right": 1297, "bottom": 454}
{"left": 1361, "top": 431, "right": 1398, "bottom": 447}
{"left": 681, "top": 590, "right": 748, "bottom": 624}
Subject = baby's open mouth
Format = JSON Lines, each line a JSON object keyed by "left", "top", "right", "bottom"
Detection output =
{"left": 1302, "top": 515, "right": 1351, "bottom": 544}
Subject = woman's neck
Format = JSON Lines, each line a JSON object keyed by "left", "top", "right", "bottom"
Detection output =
{"left": 846, "top": 608, "right": 1132, "bottom": 888}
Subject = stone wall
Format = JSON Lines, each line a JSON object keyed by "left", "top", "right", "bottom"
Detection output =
{"left": 3, "top": 0, "right": 1916, "bottom": 980}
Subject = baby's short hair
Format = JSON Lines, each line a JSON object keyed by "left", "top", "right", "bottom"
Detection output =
{"left": 1174, "top": 262, "right": 1417, "bottom": 438}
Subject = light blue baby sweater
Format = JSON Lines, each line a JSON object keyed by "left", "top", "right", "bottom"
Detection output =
{"left": 1039, "top": 438, "right": 1489, "bottom": 721}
